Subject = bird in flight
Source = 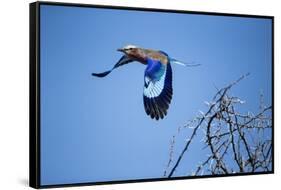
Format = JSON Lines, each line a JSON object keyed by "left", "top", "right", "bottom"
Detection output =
{"left": 92, "top": 45, "right": 199, "bottom": 120}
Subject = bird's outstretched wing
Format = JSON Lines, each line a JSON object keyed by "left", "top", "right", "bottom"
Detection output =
{"left": 143, "top": 59, "right": 173, "bottom": 120}
{"left": 92, "top": 55, "right": 134, "bottom": 77}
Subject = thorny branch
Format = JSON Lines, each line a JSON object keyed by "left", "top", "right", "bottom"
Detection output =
{"left": 164, "top": 74, "right": 272, "bottom": 177}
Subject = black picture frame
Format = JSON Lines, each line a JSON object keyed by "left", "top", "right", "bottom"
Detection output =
{"left": 29, "top": 1, "right": 274, "bottom": 189}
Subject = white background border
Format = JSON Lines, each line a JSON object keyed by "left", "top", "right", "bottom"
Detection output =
{"left": 0, "top": 0, "right": 278, "bottom": 189}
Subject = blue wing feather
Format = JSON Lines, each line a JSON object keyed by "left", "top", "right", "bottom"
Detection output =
{"left": 145, "top": 58, "right": 165, "bottom": 81}
{"left": 143, "top": 58, "right": 173, "bottom": 120}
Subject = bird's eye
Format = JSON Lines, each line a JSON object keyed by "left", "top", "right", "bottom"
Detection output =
{"left": 123, "top": 47, "right": 135, "bottom": 51}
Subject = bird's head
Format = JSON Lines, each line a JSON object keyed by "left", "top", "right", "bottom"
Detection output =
{"left": 117, "top": 44, "right": 140, "bottom": 57}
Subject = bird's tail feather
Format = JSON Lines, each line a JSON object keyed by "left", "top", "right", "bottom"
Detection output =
{"left": 170, "top": 58, "right": 200, "bottom": 67}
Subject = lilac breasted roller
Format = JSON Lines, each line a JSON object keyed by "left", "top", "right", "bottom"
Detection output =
{"left": 92, "top": 45, "right": 199, "bottom": 120}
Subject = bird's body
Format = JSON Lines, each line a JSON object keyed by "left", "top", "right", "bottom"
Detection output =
{"left": 92, "top": 45, "right": 198, "bottom": 120}
{"left": 121, "top": 46, "right": 168, "bottom": 65}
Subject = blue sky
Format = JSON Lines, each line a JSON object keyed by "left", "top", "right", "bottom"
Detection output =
{"left": 40, "top": 4, "right": 272, "bottom": 185}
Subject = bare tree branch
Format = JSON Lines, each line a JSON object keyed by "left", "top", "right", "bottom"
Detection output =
{"left": 164, "top": 74, "right": 272, "bottom": 177}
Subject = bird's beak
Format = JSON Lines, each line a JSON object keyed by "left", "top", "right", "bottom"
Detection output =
{"left": 117, "top": 48, "right": 124, "bottom": 52}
